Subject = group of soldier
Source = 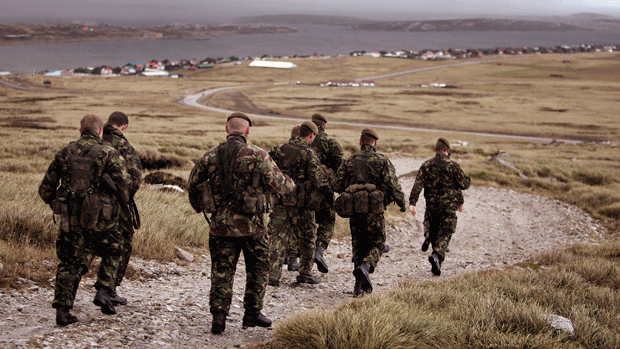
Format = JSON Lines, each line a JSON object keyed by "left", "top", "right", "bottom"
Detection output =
{"left": 39, "top": 110, "right": 470, "bottom": 335}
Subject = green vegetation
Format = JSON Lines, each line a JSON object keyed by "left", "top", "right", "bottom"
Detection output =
{"left": 1, "top": 52, "right": 619, "bottom": 346}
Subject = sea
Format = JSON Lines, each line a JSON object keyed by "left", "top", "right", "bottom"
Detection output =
{"left": 1, "top": 24, "right": 619, "bottom": 74}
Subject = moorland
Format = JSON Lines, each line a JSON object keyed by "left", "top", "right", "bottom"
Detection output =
{"left": 1, "top": 52, "right": 619, "bottom": 347}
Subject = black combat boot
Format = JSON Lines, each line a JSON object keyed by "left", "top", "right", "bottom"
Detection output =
{"left": 421, "top": 239, "right": 430, "bottom": 252}
{"left": 353, "top": 261, "right": 373, "bottom": 294}
{"left": 287, "top": 257, "right": 299, "bottom": 271}
{"left": 429, "top": 252, "right": 441, "bottom": 276}
{"left": 109, "top": 289, "right": 128, "bottom": 306}
{"left": 296, "top": 273, "right": 320, "bottom": 284}
{"left": 268, "top": 278, "right": 280, "bottom": 287}
{"left": 211, "top": 312, "right": 226, "bottom": 335}
{"left": 93, "top": 287, "right": 117, "bottom": 315}
{"left": 56, "top": 306, "right": 79, "bottom": 326}
{"left": 242, "top": 310, "right": 272, "bottom": 328}
{"left": 314, "top": 246, "right": 329, "bottom": 273}
{"left": 353, "top": 278, "right": 363, "bottom": 298}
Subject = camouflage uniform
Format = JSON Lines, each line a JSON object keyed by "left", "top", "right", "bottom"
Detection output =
{"left": 39, "top": 130, "right": 130, "bottom": 309}
{"left": 268, "top": 136, "right": 328, "bottom": 280}
{"left": 409, "top": 152, "right": 471, "bottom": 263}
{"left": 187, "top": 132, "right": 294, "bottom": 316}
{"left": 334, "top": 143, "right": 406, "bottom": 273}
{"left": 100, "top": 123, "right": 143, "bottom": 288}
{"left": 310, "top": 124, "right": 343, "bottom": 250}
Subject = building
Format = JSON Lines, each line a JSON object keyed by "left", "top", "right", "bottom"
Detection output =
{"left": 249, "top": 60, "right": 297, "bottom": 68}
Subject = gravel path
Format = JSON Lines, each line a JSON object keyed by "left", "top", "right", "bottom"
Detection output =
{"left": 0, "top": 157, "right": 605, "bottom": 349}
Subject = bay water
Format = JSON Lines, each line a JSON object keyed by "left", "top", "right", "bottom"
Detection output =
{"left": 1, "top": 24, "right": 618, "bottom": 74}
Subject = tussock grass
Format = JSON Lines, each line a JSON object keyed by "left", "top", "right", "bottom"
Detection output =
{"left": 266, "top": 242, "right": 620, "bottom": 349}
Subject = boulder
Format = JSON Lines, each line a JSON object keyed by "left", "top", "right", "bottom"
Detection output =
{"left": 175, "top": 247, "right": 194, "bottom": 262}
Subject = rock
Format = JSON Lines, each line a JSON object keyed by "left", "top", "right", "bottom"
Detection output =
{"left": 175, "top": 247, "right": 194, "bottom": 262}
{"left": 490, "top": 156, "right": 528, "bottom": 179}
{"left": 544, "top": 314, "right": 574, "bottom": 336}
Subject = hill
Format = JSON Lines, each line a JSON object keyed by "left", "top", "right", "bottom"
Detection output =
{"left": 234, "top": 14, "right": 378, "bottom": 26}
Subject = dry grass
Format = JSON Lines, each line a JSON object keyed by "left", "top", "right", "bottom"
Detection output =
{"left": 1, "top": 52, "right": 619, "bottom": 292}
{"left": 265, "top": 242, "right": 620, "bottom": 349}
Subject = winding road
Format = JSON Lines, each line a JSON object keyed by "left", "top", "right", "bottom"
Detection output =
{"left": 178, "top": 58, "right": 582, "bottom": 144}
{"left": 2, "top": 57, "right": 582, "bottom": 143}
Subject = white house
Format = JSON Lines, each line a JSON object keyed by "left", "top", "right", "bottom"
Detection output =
{"left": 249, "top": 61, "right": 297, "bottom": 69}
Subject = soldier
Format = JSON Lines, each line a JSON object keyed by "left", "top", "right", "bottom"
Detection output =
{"left": 409, "top": 138, "right": 471, "bottom": 276}
{"left": 310, "top": 113, "right": 344, "bottom": 273}
{"left": 101, "top": 111, "right": 143, "bottom": 304}
{"left": 268, "top": 121, "right": 329, "bottom": 286}
{"left": 187, "top": 112, "right": 294, "bottom": 335}
{"left": 39, "top": 114, "right": 131, "bottom": 326}
{"left": 333, "top": 128, "right": 406, "bottom": 297}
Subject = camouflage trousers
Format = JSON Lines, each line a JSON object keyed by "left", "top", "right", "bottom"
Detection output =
{"left": 53, "top": 225, "right": 122, "bottom": 309}
{"left": 81, "top": 228, "right": 124, "bottom": 291}
{"left": 350, "top": 213, "right": 385, "bottom": 273}
{"left": 268, "top": 205, "right": 316, "bottom": 279}
{"left": 114, "top": 218, "right": 134, "bottom": 288}
{"left": 315, "top": 203, "right": 336, "bottom": 250}
{"left": 209, "top": 230, "right": 270, "bottom": 315}
{"left": 424, "top": 208, "right": 458, "bottom": 263}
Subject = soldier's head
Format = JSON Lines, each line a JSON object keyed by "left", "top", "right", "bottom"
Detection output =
{"left": 435, "top": 138, "right": 450, "bottom": 154}
{"left": 226, "top": 112, "right": 252, "bottom": 135}
{"left": 290, "top": 125, "right": 301, "bottom": 138}
{"left": 360, "top": 128, "right": 378, "bottom": 146}
{"left": 80, "top": 114, "right": 104, "bottom": 138}
{"left": 311, "top": 113, "right": 327, "bottom": 129}
{"left": 107, "top": 111, "right": 129, "bottom": 131}
{"left": 300, "top": 120, "right": 318, "bottom": 143}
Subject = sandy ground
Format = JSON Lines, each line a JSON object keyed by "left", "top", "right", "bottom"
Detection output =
{"left": 0, "top": 157, "right": 606, "bottom": 349}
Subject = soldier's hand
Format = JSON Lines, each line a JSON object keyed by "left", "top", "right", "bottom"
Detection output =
{"left": 459, "top": 205, "right": 464, "bottom": 212}
{"left": 409, "top": 205, "right": 417, "bottom": 216}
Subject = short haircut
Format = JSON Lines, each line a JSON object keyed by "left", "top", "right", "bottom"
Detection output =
{"left": 108, "top": 111, "right": 129, "bottom": 126}
{"left": 299, "top": 124, "right": 314, "bottom": 137}
{"left": 435, "top": 140, "right": 449, "bottom": 152}
{"left": 290, "top": 125, "right": 301, "bottom": 138}
{"left": 360, "top": 134, "right": 376, "bottom": 145}
{"left": 81, "top": 114, "right": 104, "bottom": 133}
{"left": 227, "top": 116, "right": 250, "bottom": 132}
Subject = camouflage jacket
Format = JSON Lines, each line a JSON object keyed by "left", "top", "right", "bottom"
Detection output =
{"left": 188, "top": 132, "right": 295, "bottom": 237}
{"left": 39, "top": 131, "right": 131, "bottom": 214}
{"left": 311, "top": 125, "right": 344, "bottom": 174}
{"left": 409, "top": 152, "right": 471, "bottom": 211}
{"left": 102, "top": 123, "right": 143, "bottom": 197}
{"left": 334, "top": 144, "right": 406, "bottom": 209}
{"left": 269, "top": 136, "right": 329, "bottom": 190}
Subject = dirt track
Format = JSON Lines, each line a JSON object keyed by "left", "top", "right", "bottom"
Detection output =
{"left": 0, "top": 158, "right": 605, "bottom": 349}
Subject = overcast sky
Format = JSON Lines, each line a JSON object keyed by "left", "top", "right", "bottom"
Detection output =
{"left": 2, "top": 0, "right": 620, "bottom": 24}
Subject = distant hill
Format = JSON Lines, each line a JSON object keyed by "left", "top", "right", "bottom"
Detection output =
{"left": 346, "top": 18, "right": 591, "bottom": 32}
{"left": 234, "top": 14, "right": 377, "bottom": 26}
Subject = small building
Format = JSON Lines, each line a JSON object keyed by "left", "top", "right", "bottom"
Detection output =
{"left": 138, "top": 70, "right": 170, "bottom": 77}
{"left": 44, "top": 70, "right": 63, "bottom": 77}
{"left": 249, "top": 61, "right": 297, "bottom": 69}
